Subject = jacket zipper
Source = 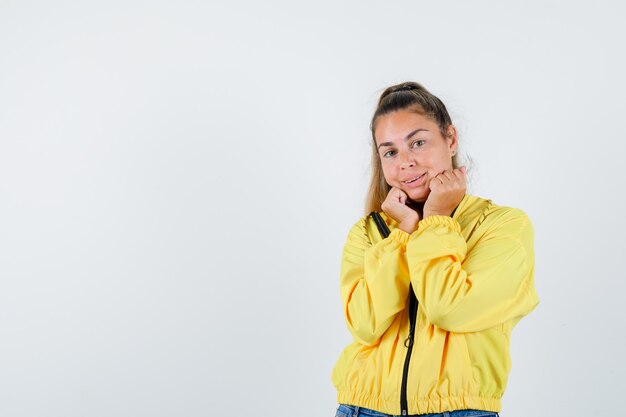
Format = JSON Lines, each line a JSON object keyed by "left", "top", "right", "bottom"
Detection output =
{"left": 370, "top": 203, "right": 462, "bottom": 415}
{"left": 400, "top": 285, "right": 418, "bottom": 415}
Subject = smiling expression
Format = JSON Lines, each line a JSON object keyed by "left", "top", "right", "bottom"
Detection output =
{"left": 373, "top": 109, "right": 457, "bottom": 203}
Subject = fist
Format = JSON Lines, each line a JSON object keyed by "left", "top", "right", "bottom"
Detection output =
{"left": 423, "top": 167, "right": 467, "bottom": 218}
{"left": 381, "top": 187, "right": 420, "bottom": 233}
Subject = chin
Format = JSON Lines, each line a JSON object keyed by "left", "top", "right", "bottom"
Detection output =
{"left": 407, "top": 191, "right": 429, "bottom": 203}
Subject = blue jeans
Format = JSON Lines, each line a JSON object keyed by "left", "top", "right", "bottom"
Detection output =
{"left": 335, "top": 404, "right": 499, "bottom": 417}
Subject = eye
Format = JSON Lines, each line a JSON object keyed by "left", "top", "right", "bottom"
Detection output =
{"left": 411, "top": 140, "right": 425, "bottom": 148}
{"left": 383, "top": 149, "right": 396, "bottom": 158}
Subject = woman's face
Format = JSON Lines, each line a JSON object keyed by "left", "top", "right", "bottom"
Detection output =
{"left": 374, "top": 109, "right": 457, "bottom": 203}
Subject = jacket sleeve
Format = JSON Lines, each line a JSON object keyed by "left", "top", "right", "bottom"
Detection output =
{"left": 339, "top": 217, "right": 412, "bottom": 346}
{"left": 405, "top": 208, "right": 540, "bottom": 333}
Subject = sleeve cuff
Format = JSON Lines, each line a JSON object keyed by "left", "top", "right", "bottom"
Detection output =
{"left": 389, "top": 227, "right": 411, "bottom": 246}
{"left": 417, "top": 215, "right": 462, "bottom": 233}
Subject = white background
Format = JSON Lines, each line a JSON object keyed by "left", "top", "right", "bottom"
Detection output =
{"left": 1, "top": 1, "right": 625, "bottom": 416}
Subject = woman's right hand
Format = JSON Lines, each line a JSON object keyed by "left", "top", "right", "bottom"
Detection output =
{"left": 381, "top": 187, "right": 420, "bottom": 234}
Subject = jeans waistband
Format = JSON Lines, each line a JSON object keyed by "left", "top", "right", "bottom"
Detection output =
{"left": 337, "top": 404, "right": 499, "bottom": 417}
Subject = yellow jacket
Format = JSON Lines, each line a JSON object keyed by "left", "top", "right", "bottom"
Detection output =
{"left": 331, "top": 194, "right": 540, "bottom": 415}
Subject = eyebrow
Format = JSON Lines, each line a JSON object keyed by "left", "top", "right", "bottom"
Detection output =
{"left": 377, "top": 129, "right": 429, "bottom": 150}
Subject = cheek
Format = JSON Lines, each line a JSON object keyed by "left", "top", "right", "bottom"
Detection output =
{"left": 435, "top": 159, "right": 454, "bottom": 172}
{"left": 422, "top": 156, "right": 446, "bottom": 174}
{"left": 381, "top": 163, "right": 397, "bottom": 184}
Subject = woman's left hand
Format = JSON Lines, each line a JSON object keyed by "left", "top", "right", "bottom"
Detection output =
{"left": 423, "top": 166, "right": 467, "bottom": 218}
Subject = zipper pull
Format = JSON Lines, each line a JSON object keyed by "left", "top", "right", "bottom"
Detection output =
{"left": 404, "top": 333, "right": 413, "bottom": 348}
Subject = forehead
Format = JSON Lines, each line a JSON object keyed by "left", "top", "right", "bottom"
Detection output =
{"left": 374, "top": 110, "right": 437, "bottom": 145}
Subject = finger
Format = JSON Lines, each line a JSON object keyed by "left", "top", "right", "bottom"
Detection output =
{"left": 451, "top": 168, "right": 465, "bottom": 181}
{"left": 441, "top": 170, "right": 455, "bottom": 182}
{"left": 386, "top": 187, "right": 399, "bottom": 200}
{"left": 389, "top": 186, "right": 402, "bottom": 195}
{"left": 436, "top": 170, "right": 454, "bottom": 185}
{"left": 387, "top": 187, "right": 407, "bottom": 203}
{"left": 429, "top": 175, "right": 443, "bottom": 189}
{"left": 398, "top": 190, "right": 406, "bottom": 204}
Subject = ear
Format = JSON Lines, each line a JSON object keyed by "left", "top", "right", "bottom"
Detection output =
{"left": 445, "top": 125, "right": 458, "bottom": 156}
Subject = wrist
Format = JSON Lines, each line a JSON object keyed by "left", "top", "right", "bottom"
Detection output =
{"left": 424, "top": 210, "right": 452, "bottom": 218}
{"left": 398, "top": 219, "right": 419, "bottom": 234}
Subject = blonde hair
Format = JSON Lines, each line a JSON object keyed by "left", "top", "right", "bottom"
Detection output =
{"left": 365, "top": 82, "right": 460, "bottom": 214}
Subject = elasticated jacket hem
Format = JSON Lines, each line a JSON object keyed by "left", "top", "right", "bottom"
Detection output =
{"left": 337, "top": 391, "right": 501, "bottom": 415}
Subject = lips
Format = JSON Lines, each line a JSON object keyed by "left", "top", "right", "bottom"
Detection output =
{"left": 402, "top": 173, "right": 426, "bottom": 184}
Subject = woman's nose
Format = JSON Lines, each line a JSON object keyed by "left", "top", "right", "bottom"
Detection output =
{"left": 399, "top": 153, "right": 416, "bottom": 169}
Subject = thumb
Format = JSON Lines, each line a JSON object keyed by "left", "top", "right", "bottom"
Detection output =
{"left": 459, "top": 166, "right": 467, "bottom": 175}
{"left": 397, "top": 189, "right": 407, "bottom": 204}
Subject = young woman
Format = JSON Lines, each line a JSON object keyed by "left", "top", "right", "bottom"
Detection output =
{"left": 331, "top": 82, "right": 540, "bottom": 417}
